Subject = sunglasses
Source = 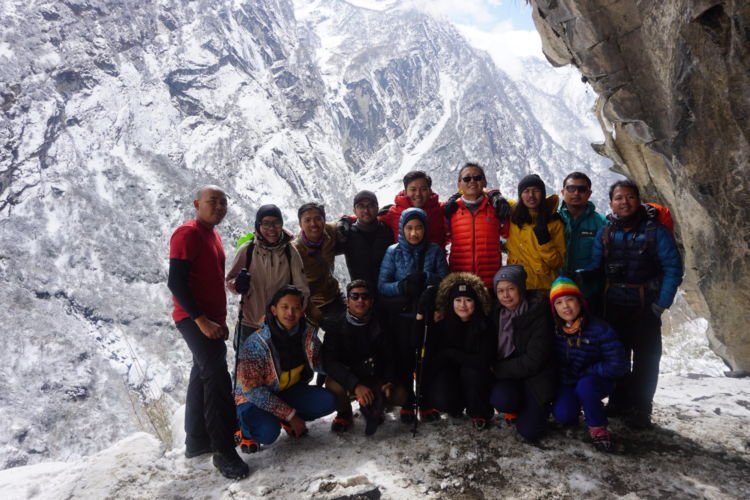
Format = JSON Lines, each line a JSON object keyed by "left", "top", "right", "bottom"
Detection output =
{"left": 348, "top": 292, "right": 372, "bottom": 301}
{"left": 564, "top": 185, "right": 590, "bottom": 194}
{"left": 461, "top": 175, "right": 484, "bottom": 183}
{"left": 260, "top": 221, "right": 283, "bottom": 229}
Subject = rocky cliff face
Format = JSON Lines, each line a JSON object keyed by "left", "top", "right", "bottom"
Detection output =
{"left": 530, "top": 0, "right": 750, "bottom": 371}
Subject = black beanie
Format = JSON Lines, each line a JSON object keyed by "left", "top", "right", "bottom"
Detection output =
{"left": 448, "top": 282, "right": 479, "bottom": 304}
{"left": 353, "top": 190, "right": 378, "bottom": 208}
{"left": 254, "top": 204, "right": 283, "bottom": 232}
{"left": 518, "top": 174, "right": 546, "bottom": 198}
{"left": 297, "top": 202, "right": 326, "bottom": 221}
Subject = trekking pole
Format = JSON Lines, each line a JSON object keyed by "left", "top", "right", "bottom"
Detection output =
{"left": 232, "top": 269, "right": 247, "bottom": 386}
{"left": 412, "top": 315, "right": 429, "bottom": 437}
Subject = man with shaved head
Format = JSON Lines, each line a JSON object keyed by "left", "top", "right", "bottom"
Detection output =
{"left": 168, "top": 185, "right": 250, "bottom": 480}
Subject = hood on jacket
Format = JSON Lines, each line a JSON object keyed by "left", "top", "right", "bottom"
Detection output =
{"left": 435, "top": 272, "right": 492, "bottom": 316}
{"left": 398, "top": 207, "right": 428, "bottom": 249}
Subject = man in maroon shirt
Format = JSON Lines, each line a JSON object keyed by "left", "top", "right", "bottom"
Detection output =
{"left": 168, "top": 185, "right": 250, "bottom": 480}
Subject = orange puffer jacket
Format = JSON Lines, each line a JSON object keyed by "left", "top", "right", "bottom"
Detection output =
{"left": 447, "top": 197, "right": 506, "bottom": 288}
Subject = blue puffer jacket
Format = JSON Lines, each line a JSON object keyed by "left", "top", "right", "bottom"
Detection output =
{"left": 586, "top": 209, "right": 683, "bottom": 309}
{"left": 378, "top": 208, "right": 449, "bottom": 297}
{"left": 554, "top": 316, "right": 628, "bottom": 386}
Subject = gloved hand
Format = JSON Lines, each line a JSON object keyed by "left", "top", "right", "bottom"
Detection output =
{"left": 644, "top": 203, "right": 659, "bottom": 221}
{"left": 399, "top": 271, "right": 426, "bottom": 297}
{"left": 487, "top": 190, "right": 512, "bottom": 220}
{"left": 336, "top": 216, "right": 353, "bottom": 245}
{"left": 533, "top": 222, "right": 551, "bottom": 245}
{"left": 444, "top": 192, "right": 461, "bottom": 219}
{"left": 378, "top": 204, "right": 393, "bottom": 217}
{"left": 235, "top": 268, "right": 251, "bottom": 294}
{"left": 416, "top": 285, "right": 437, "bottom": 318}
{"left": 651, "top": 303, "right": 665, "bottom": 317}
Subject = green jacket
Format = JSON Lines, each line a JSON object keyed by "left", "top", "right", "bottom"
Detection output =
{"left": 558, "top": 201, "right": 606, "bottom": 298}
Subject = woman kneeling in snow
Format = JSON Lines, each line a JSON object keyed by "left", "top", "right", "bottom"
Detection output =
{"left": 234, "top": 286, "right": 336, "bottom": 446}
{"left": 418, "top": 272, "right": 496, "bottom": 430}
{"left": 549, "top": 277, "right": 627, "bottom": 452}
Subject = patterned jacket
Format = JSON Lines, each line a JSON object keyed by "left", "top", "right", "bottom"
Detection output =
{"left": 234, "top": 319, "right": 324, "bottom": 421}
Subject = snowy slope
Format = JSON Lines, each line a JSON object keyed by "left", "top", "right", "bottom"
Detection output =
{"left": 1, "top": 325, "right": 748, "bottom": 499}
{"left": 0, "top": 0, "right": 620, "bottom": 472}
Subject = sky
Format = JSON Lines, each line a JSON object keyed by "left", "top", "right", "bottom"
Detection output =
{"left": 407, "top": 0, "right": 545, "bottom": 76}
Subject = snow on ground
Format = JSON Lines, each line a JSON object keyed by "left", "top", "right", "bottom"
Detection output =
{"left": 1, "top": 314, "right": 749, "bottom": 499}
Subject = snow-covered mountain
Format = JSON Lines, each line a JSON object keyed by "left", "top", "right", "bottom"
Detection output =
{"left": 0, "top": 0, "right": 613, "bottom": 468}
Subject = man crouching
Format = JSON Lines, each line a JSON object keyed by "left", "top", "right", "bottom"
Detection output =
{"left": 323, "top": 280, "right": 408, "bottom": 436}
{"left": 235, "top": 286, "right": 336, "bottom": 445}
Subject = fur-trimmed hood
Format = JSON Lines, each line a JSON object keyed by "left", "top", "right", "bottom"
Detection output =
{"left": 435, "top": 272, "right": 492, "bottom": 316}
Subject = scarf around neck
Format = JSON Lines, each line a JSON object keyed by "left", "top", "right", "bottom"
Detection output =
{"left": 497, "top": 299, "right": 528, "bottom": 358}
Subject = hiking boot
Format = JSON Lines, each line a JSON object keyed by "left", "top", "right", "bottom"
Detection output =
{"left": 212, "top": 449, "right": 250, "bottom": 480}
{"left": 589, "top": 426, "right": 613, "bottom": 452}
{"left": 503, "top": 412, "right": 518, "bottom": 425}
{"left": 331, "top": 413, "right": 354, "bottom": 433}
{"left": 280, "top": 420, "right": 308, "bottom": 438}
{"left": 400, "top": 408, "right": 416, "bottom": 424}
{"left": 233, "top": 430, "right": 259, "bottom": 454}
{"left": 419, "top": 408, "right": 441, "bottom": 423}
{"left": 359, "top": 407, "right": 383, "bottom": 436}
{"left": 472, "top": 417, "right": 490, "bottom": 431}
{"left": 625, "top": 409, "right": 653, "bottom": 430}
{"left": 185, "top": 444, "right": 212, "bottom": 459}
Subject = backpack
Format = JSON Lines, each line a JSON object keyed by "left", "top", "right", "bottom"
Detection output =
{"left": 601, "top": 203, "right": 674, "bottom": 258}
{"left": 236, "top": 231, "right": 293, "bottom": 282}
{"left": 645, "top": 203, "right": 674, "bottom": 235}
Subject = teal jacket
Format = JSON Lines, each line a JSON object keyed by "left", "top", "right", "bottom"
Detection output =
{"left": 558, "top": 201, "right": 606, "bottom": 298}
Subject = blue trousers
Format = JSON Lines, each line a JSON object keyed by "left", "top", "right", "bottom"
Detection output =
{"left": 237, "top": 384, "right": 336, "bottom": 444}
{"left": 490, "top": 379, "right": 549, "bottom": 441}
{"left": 552, "top": 375, "right": 613, "bottom": 428}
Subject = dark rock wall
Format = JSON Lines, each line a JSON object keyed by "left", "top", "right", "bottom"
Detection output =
{"left": 530, "top": 0, "right": 750, "bottom": 371}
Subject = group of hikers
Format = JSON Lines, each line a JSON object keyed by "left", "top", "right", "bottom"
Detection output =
{"left": 168, "top": 164, "right": 683, "bottom": 479}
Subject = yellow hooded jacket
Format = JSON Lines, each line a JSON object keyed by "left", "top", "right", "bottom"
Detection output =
{"left": 506, "top": 195, "right": 566, "bottom": 291}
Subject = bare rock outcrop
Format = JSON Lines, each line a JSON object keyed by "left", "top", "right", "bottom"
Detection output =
{"left": 529, "top": 0, "right": 750, "bottom": 371}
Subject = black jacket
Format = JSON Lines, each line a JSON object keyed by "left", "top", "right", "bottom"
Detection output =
{"left": 422, "top": 313, "right": 494, "bottom": 375}
{"left": 342, "top": 222, "right": 393, "bottom": 291}
{"left": 491, "top": 290, "right": 556, "bottom": 405}
{"left": 322, "top": 312, "right": 395, "bottom": 391}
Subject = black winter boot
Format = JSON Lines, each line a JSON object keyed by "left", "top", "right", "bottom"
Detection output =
{"left": 212, "top": 449, "right": 250, "bottom": 480}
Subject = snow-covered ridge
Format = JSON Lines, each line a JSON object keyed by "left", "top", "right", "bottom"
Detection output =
{"left": 1, "top": 0, "right": 614, "bottom": 470}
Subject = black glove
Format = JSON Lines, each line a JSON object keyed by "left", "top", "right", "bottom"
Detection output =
{"left": 487, "top": 190, "right": 512, "bottom": 220}
{"left": 378, "top": 204, "right": 393, "bottom": 217}
{"left": 336, "top": 216, "right": 352, "bottom": 245}
{"left": 235, "top": 268, "right": 251, "bottom": 295}
{"left": 400, "top": 271, "right": 426, "bottom": 297}
{"left": 444, "top": 192, "right": 461, "bottom": 219}
{"left": 533, "top": 222, "right": 551, "bottom": 245}
{"left": 416, "top": 285, "right": 437, "bottom": 318}
{"left": 643, "top": 203, "right": 659, "bottom": 221}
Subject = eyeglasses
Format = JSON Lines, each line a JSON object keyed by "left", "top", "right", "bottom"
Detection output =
{"left": 461, "top": 175, "right": 484, "bottom": 183}
{"left": 348, "top": 292, "right": 372, "bottom": 301}
{"left": 354, "top": 203, "right": 376, "bottom": 210}
{"left": 564, "top": 185, "right": 590, "bottom": 194}
{"left": 260, "top": 221, "right": 283, "bottom": 229}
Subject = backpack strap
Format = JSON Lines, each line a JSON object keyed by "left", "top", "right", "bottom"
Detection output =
{"left": 284, "top": 244, "right": 293, "bottom": 283}
{"left": 245, "top": 242, "right": 255, "bottom": 270}
{"left": 602, "top": 225, "right": 612, "bottom": 258}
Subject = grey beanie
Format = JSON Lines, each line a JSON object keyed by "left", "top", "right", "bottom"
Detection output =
{"left": 493, "top": 265, "right": 527, "bottom": 293}
{"left": 353, "top": 190, "right": 378, "bottom": 208}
